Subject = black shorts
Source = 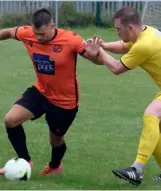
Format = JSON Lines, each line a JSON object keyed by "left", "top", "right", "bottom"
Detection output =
{"left": 15, "top": 86, "right": 78, "bottom": 136}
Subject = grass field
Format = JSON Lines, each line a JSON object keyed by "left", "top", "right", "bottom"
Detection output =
{"left": 0, "top": 27, "right": 160, "bottom": 190}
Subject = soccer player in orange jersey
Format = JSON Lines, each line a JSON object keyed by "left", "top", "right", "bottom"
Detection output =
{"left": 0, "top": 8, "right": 101, "bottom": 175}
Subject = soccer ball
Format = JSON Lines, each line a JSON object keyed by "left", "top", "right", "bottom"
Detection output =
{"left": 4, "top": 158, "right": 31, "bottom": 181}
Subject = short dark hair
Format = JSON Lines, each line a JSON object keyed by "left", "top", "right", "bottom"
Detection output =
{"left": 32, "top": 8, "right": 52, "bottom": 28}
{"left": 113, "top": 7, "right": 142, "bottom": 26}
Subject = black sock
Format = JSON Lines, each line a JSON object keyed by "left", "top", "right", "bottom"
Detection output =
{"left": 6, "top": 125, "right": 31, "bottom": 162}
{"left": 49, "top": 142, "right": 66, "bottom": 168}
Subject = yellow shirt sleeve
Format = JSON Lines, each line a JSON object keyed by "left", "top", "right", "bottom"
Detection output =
{"left": 124, "top": 42, "right": 133, "bottom": 49}
{"left": 121, "top": 43, "right": 150, "bottom": 69}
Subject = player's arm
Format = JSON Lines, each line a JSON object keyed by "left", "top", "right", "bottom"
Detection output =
{"left": 0, "top": 27, "right": 17, "bottom": 40}
{"left": 72, "top": 34, "right": 103, "bottom": 65}
{"left": 81, "top": 51, "right": 103, "bottom": 65}
{"left": 97, "top": 43, "right": 149, "bottom": 75}
{"left": 97, "top": 47, "right": 129, "bottom": 75}
{"left": 101, "top": 41, "right": 129, "bottom": 54}
{"left": 0, "top": 26, "right": 30, "bottom": 41}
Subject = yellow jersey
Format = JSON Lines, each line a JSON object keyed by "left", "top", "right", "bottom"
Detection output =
{"left": 121, "top": 26, "right": 161, "bottom": 89}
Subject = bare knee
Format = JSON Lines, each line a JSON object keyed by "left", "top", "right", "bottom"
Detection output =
{"left": 4, "top": 113, "right": 20, "bottom": 128}
{"left": 4, "top": 105, "right": 34, "bottom": 128}
{"left": 144, "top": 99, "right": 161, "bottom": 121}
{"left": 50, "top": 134, "right": 64, "bottom": 147}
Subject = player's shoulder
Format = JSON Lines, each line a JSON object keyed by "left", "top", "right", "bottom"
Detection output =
{"left": 128, "top": 26, "right": 160, "bottom": 55}
{"left": 131, "top": 41, "right": 151, "bottom": 55}
{"left": 16, "top": 25, "right": 34, "bottom": 39}
{"left": 17, "top": 25, "right": 32, "bottom": 33}
{"left": 133, "top": 30, "right": 153, "bottom": 53}
{"left": 133, "top": 41, "right": 148, "bottom": 49}
{"left": 136, "top": 26, "right": 158, "bottom": 47}
{"left": 57, "top": 28, "right": 83, "bottom": 39}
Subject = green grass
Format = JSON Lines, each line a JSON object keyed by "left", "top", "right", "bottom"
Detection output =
{"left": 0, "top": 27, "right": 160, "bottom": 190}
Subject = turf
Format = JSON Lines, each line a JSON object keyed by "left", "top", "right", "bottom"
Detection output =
{"left": 0, "top": 27, "right": 160, "bottom": 190}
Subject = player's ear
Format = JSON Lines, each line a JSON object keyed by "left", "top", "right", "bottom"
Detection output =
{"left": 128, "top": 24, "right": 133, "bottom": 31}
{"left": 50, "top": 23, "right": 55, "bottom": 29}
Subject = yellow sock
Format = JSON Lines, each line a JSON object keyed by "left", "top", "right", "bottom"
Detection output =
{"left": 153, "top": 134, "right": 161, "bottom": 169}
{"left": 136, "top": 114, "right": 160, "bottom": 164}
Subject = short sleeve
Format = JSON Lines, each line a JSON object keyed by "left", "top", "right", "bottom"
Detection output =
{"left": 15, "top": 26, "right": 31, "bottom": 41}
{"left": 121, "top": 43, "right": 150, "bottom": 69}
{"left": 124, "top": 42, "right": 133, "bottom": 49}
{"left": 70, "top": 33, "right": 86, "bottom": 55}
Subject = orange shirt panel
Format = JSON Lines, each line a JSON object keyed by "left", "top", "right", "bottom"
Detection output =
{"left": 15, "top": 26, "right": 85, "bottom": 109}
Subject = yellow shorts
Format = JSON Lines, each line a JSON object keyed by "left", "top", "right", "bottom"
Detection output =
{"left": 156, "top": 91, "right": 161, "bottom": 100}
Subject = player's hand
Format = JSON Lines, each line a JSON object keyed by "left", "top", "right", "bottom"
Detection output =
{"left": 98, "top": 37, "right": 104, "bottom": 45}
{"left": 85, "top": 35, "right": 101, "bottom": 57}
{"left": 86, "top": 37, "right": 104, "bottom": 45}
{"left": 85, "top": 38, "right": 93, "bottom": 44}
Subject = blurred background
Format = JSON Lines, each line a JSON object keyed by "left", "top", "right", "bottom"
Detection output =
{"left": 0, "top": 1, "right": 157, "bottom": 29}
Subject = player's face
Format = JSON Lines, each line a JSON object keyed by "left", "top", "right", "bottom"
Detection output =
{"left": 114, "top": 18, "right": 134, "bottom": 42}
{"left": 32, "top": 23, "right": 55, "bottom": 43}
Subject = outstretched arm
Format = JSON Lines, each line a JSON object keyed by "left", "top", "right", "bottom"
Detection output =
{"left": 0, "top": 27, "right": 17, "bottom": 40}
{"left": 82, "top": 51, "right": 103, "bottom": 65}
{"left": 101, "top": 41, "right": 129, "bottom": 54}
{"left": 85, "top": 36, "right": 148, "bottom": 75}
{"left": 97, "top": 47, "right": 129, "bottom": 75}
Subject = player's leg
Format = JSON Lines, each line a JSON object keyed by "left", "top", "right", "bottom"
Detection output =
{"left": 112, "top": 98, "right": 161, "bottom": 185}
{"left": 0, "top": 86, "right": 45, "bottom": 174}
{"left": 40, "top": 105, "right": 78, "bottom": 175}
{"left": 136, "top": 96, "right": 161, "bottom": 181}
{"left": 49, "top": 132, "right": 65, "bottom": 168}
{"left": 152, "top": 93, "right": 161, "bottom": 181}
{"left": 0, "top": 104, "right": 34, "bottom": 175}
{"left": 153, "top": 123, "right": 161, "bottom": 180}
{"left": 4, "top": 104, "right": 34, "bottom": 162}
{"left": 40, "top": 132, "right": 65, "bottom": 175}
{"left": 132, "top": 99, "right": 161, "bottom": 172}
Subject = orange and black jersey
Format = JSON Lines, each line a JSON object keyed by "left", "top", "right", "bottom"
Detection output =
{"left": 15, "top": 26, "right": 86, "bottom": 109}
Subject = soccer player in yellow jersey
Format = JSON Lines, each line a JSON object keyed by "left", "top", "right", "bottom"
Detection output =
{"left": 86, "top": 7, "right": 161, "bottom": 185}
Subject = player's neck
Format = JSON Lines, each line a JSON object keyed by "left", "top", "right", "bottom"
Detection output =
{"left": 133, "top": 25, "right": 146, "bottom": 42}
{"left": 51, "top": 28, "right": 57, "bottom": 38}
{"left": 47, "top": 28, "right": 58, "bottom": 42}
{"left": 137, "top": 25, "right": 146, "bottom": 34}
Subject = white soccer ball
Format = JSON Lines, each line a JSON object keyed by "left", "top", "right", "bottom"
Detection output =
{"left": 4, "top": 158, "right": 31, "bottom": 181}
